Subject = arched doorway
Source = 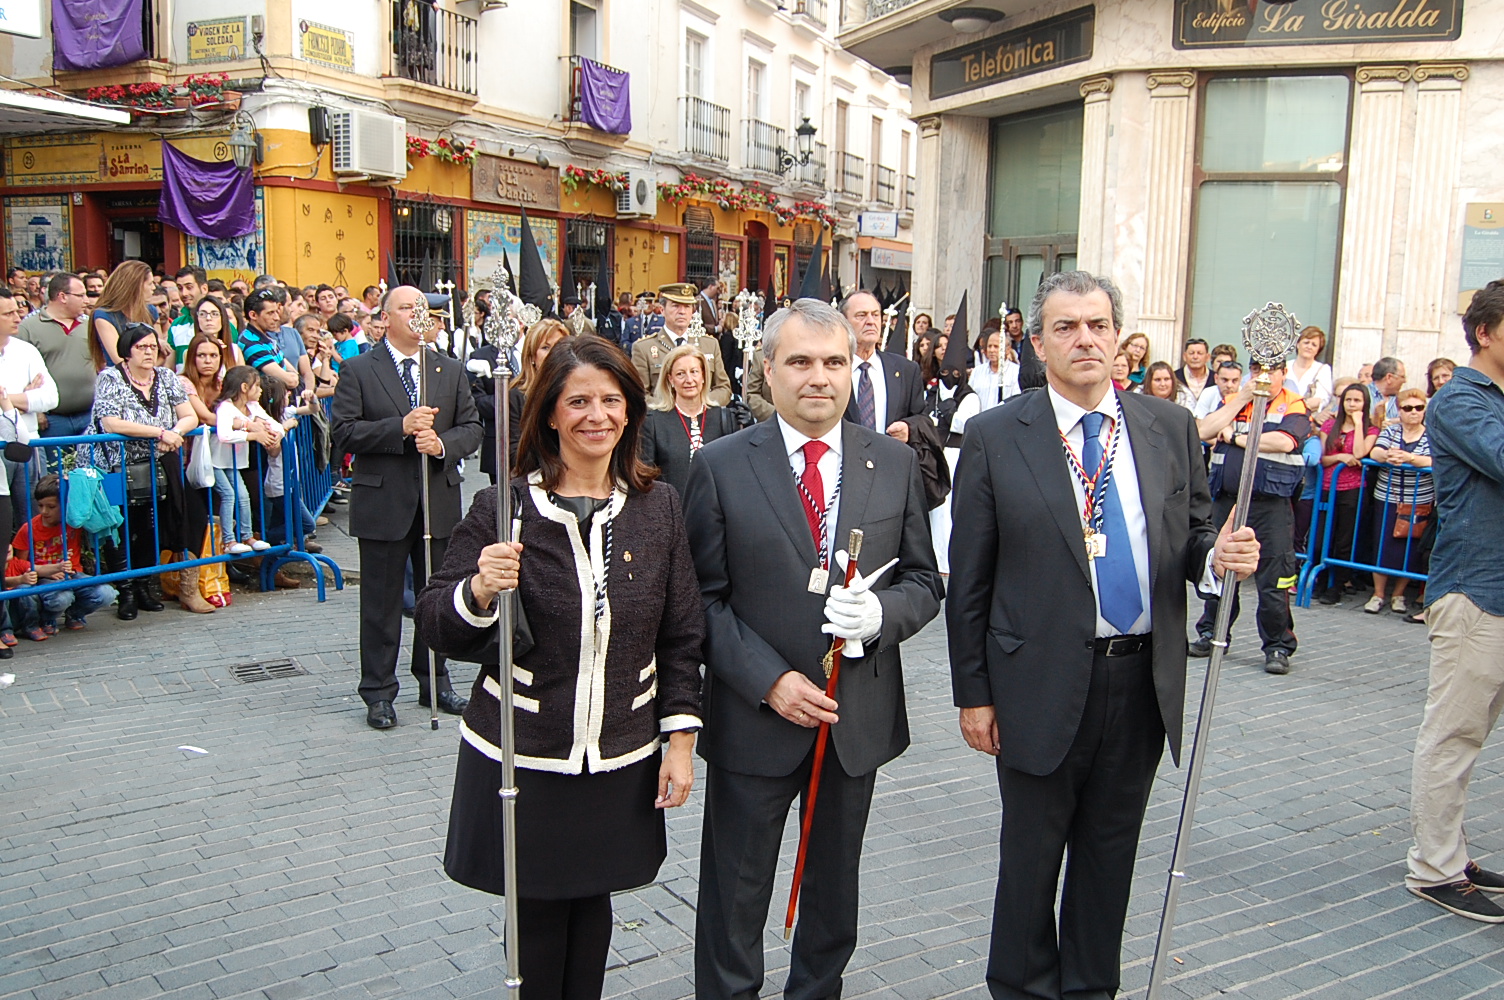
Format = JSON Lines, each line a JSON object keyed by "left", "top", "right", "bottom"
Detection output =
{"left": 744, "top": 220, "right": 770, "bottom": 296}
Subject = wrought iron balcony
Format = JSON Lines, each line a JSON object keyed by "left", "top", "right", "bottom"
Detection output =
{"left": 865, "top": 0, "right": 922, "bottom": 19}
{"left": 682, "top": 96, "right": 731, "bottom": 162}
{"left": 743, "top": 119, "right": 785, "bottom": 174}
{"left": 792, "top": 0, "right": 828, "bottom": 24}
{"left": 871, "top": 164, "right": 897, "bottom": 206}
{"left": 568, "top": 55, "right": 631, "bottom": 132}
{"left": 903, "top": 173, "right": 916, "bottom": 211}
{"left": 389, "top": 1, "right": 478, "bottom": 95}
{"left": 796, "top": 141, "right": 828, "bottom": 187}
{"left": 835, "top": 151, "right": 866, "bottom": 198}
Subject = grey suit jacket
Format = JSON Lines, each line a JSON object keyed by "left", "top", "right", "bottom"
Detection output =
{"left": 945, "top": 388, "right": 1219, "bottom": 775}
{"left": 684, "top": 418, "right": 945, "bottom": 779}
{"left": 330, "top": 344, "right": 483, "bottom": 542}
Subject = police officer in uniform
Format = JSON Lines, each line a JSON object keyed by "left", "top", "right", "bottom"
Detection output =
{"left": 632, "top": 282, "right": 732, "bottom": 405}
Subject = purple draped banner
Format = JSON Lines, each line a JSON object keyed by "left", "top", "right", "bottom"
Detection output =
{"left": 52, "top": 0, "right": 147, "bottom": 72}
{"left": 158, "top": 143, "right": 256, "bottom": 241}
{"left": 577, "top": 58, "right": 631, "bottom": 135}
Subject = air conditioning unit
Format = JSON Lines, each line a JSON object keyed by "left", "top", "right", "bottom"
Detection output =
{"left": 616, "top": 170, "right": 658, "bottom": 218}
{"left": 331, "top": 110, "right": 408, "bottom": 180}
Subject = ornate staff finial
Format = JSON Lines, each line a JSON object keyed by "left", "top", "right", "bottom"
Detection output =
{"left": 1240, "top": 302, "right": 1300, "bottom": 370}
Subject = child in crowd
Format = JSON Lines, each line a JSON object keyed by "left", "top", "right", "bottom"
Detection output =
{"left": 328, "top": 313, "right": 361, "bottom": 363}
{"left": 213, "top": 366, "right": 277, "bottom": 555}
{"left": 5, "top": 475, "right": 116, "bottom": 639}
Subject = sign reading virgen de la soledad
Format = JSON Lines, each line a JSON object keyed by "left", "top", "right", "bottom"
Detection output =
{"left": 930, "top": 7, "right": 1094, "bottom": 99}
{"left": 1175, "top": 0, "right": 1462, "bottom": 49}
{"left": 187, "top": 18, "right": 246, "bottom": 62}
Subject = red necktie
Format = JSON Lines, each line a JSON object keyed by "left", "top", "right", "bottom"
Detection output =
{"left": 798, "top": 440, "right": 829, "bottom": 555}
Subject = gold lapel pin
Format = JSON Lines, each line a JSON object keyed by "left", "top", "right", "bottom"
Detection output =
{"left": 624, "top": 551, "right": 633, "bottom": 562}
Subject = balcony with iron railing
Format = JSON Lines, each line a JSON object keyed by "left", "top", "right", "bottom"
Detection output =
{"left": 792, "top": 0, "right": 829, "bottom": 25}
{"left": 682, "top": 96, "right": 731, "bottom": 162}
{"left": 388, "top": 1, "right": 479, "bottom": 96}
{"left": 835, "top": 151, "right": 866, "bottom": 199}
{"left": 568, "top": 55, "right": 632, "bottom": 134}
{"left": 51, "top": 0, "right": 169, "bottom": 88}
{"left": 796, "top": 141, "right": 828, "bottom": 188}
{"left": 865, "top": 0, "right": 922, "bottom": 18}
{"left": 871, "top": 164, "right": 897, "bottom": 206}
{"left": 743, "top": 119, "right": 786, "bottom": 174}
{"left": 903, "top": 174, "right": 916, "bottom": 212}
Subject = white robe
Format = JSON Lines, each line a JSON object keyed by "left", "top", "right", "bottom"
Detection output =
{"left": 929, "top": 385, "right": 982, "bottom": 575}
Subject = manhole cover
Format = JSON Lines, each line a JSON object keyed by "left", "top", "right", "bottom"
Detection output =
{"left": 229, "top": 658, "right": 308, "bottom": 683}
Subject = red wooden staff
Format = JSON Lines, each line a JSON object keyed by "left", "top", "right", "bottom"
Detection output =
{"left": 785, "top": 528, "right": 865, "bottom": 940}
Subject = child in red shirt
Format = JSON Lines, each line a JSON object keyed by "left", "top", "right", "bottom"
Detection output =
{"left": 7, "top": 475, "right": 117, "bottom": 639}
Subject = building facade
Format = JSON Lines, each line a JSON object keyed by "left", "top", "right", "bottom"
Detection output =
{"left": 0, "top": 0, "right": 913, "bottom": 309}
{"left": 842, "top": 0, "right": 1500, "bottom": 379}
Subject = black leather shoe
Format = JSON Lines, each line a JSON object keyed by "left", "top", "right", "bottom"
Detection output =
{"left": 1188, "top": 637, "right": 1213, "bottom": 658}
{"left": 419, "top": 690, "right": 468, "bottom": 715}
{"left": 1264, "top": 651, "right": 1292, "bottom": 675}
{"left": 0, "top": 644, "right": 12, "bottom": 659}
{"left": 367, "top": 701, "right": 397, "bottom": 729}
{"left": 116, "top": 584, "right": 138, "bottom": 620}
{"left": 135, "top": 580, "right": 165, "bottom": 613}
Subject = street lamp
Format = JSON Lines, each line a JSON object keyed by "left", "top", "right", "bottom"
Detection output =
{"left": 227, "top": 111, "right": 262, "bottom": 170}
{"left": 776, "top": 117, "right": 817, "bottom": 176}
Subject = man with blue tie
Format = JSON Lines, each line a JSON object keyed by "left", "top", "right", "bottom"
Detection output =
{"left": 946, "top": 271, "right": 1260, "bottom": 1000}
{"left": 840, "top": 290, "right": 925, "bottom": 439}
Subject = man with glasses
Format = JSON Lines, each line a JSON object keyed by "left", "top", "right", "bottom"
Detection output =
{"left": 19, "top": 274, "right": 92, "bottom": 439}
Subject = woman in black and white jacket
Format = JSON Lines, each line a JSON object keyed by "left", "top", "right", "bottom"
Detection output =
{"left": 417, "top": 336, "right": 704, "bottom": 1000}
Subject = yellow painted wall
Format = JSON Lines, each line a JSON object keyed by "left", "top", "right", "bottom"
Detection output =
{"left": 396, "top": 155, "right": 473, "bottom": 201}
{"left": 262, "top": 186, "right": 382, "bottom": 290}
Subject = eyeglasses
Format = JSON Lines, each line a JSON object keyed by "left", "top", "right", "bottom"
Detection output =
{"left": 1399, "top": 404, "right": 1426, "bottom": 412}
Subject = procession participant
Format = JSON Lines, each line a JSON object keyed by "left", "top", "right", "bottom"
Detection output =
{"left": 416, "top": 336, "right": 705, "bottom": 998}
{"left": 740, "top": 344, "right": 776, "bottom": 422}
{"left": 560, "top": 294, "right": 596, "bottom": 337}
{"left": 1194, "top": 355, "right": 1308, "bottom": 673}
{"left": 840, "top": 290, "right": 925, "bottom": 439}
{"left": 641, "top": 344, "right": 740, "bottom": 497}
{"left": 927, "top": 326, "right": 979, "bottom": 574}
{"left": 685, "top": 298, "right": 943, "bottom": 1000}
{"left": 632, "top": 283, "right": 731, "bottom": 406}
{"left": 331, "top": 285, "right": 483, "bottom": 730}
{"left": 969, "top": 328, "right": 1020, "bottom": 411}
{"left": 946, "top": 270, "right": 1257, "bottom": 1000}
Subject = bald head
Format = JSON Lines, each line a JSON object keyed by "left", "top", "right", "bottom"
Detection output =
{"left": 381, "top": 285, "right": 429, "bottom": 350}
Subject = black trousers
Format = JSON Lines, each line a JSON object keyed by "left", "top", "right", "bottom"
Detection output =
{"left": 696, "top": 748, "right": 877, "bottom": 1000}
{"left": 125, "top": 457, "right": 209, "bottom": 569}
{"left": 516, "top": 894, "right": 613, "bottom": 1000}
{"left": 987, "top": 648, "right": 1163, "bottom": 1000}
{"left": 1311, "top": 488, "right": 1360, "bottom": 592}
{"left": 357, "top": 506, "right": 451, "bottom": 705}
{"left": 1196, "top": 495, "right": 1298, "bottom": 656}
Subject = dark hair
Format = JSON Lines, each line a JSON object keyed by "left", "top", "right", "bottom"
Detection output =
{"left": 193, "top": 295, "right": 238, "bottom": 361}
{"left": 1325, "top": 382, "right": 1376, "bottom": 455}
{"left": 34, "top": 473, "right": 60, "bottom": 503}
{"left": 182, "top": 333, "right": 224, "bottom": 406}
{"left": 1216, "top": 359, "right": 1243, "bottom": 373}
{"left": 327, "top": 313, "right": 355, "bottom": 336}
{"left": 515, "top": 336, "right": 656, "bottom": 493}
{"left": 174, "top": 266, "right": 206, "bottom": 284}
{"left": 260, "top": 373, "right": 288, "bottom": 421}
{"left": 1184, "top": 338, "right": 1208, "bottom": 349}
{"left": 244, "top": 289, "right": 280, "bottom": 316}
{"left": 221, "top": 365, "right": 261, "bottom": 404}
{"left": 316, "top": 284, "right": 335, "bottom": 297}
{"left": 1372, "top": 356, "right": 1403, "bottom": 383}
{"left": 1143, "top": 360, "right": 1178, "bottom": 399}
{"left": 362, "top": 285, "right": 380, "bottom": 299}
{"left": 1463, "top": 279, "right": 1504, "bottom": 353}
{"left": 206, "top": 278, "right": 227, "bottom": 294}
{"left": 46, "top": 272, "right": 80, "bottom": 301}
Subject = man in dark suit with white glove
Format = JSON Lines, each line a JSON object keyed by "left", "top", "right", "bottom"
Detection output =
{"left": 332, "top": 285, "right": 484, "bottom": 730}
{"left": 946, "top": 271, "right": 1260, "bottom": 1000}
{"left": 685, "top": 298, "right": 944, "bottom": 1000}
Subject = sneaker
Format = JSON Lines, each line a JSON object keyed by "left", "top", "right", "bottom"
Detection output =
{"left": 227, "top": 542, "right": 253, "bottom": 554}
{"left": 40, "top": 622, "right": 57, "bottom": 636}
{"left": 21, "top": 626, "right": 48, "bottom": 642}
{"left": 64, "top": 618, "right": 86, "bottom": 631}
{"left": 0, "top": 630, "right": 16, "bottom": 647}
{"left": 1392, "top": 596, "right": 1409, "bottom": 615}
{"left": 1465, "top": 862, "right": 1504, "bottom": 893}
{"left": 1188, "top": 637, "right": 1213, "bottom": 658}
{"left": 1409, "top": 881, "right": 1504, "bottom": 922}
{"left": 249, "top": 539, "right": 271, "bottom": 552}
{"left": 1264, "top": 650, "right": 1291, "bottom": 675}
{"left": 1363, "top": 595, "right": 1384, "bottom": 614}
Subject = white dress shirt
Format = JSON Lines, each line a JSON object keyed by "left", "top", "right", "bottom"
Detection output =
{"left": 776, "top": 416, "right": 844, "bottom": 563}
{"left": 970, "top": 359, "right": 1020, "bottom": 410}
{"left": 387, "top": 339, "right": 445, "bottom": 458}
{"left": 0, "top": 335, "right": 58, "bottom": 440}
{"left": 852, "top": 350, "right": 889, "bottom": 432}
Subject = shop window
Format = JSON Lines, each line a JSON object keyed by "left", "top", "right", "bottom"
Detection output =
{"left": 392, "top": 199, "right": 458, "bottom": 290}
{"left": 793, "top": 221, "right": 815, "bottom": 287}
{"left": 566, "top": 218, "right": 613, "bottom": 302}
{"left": 983, "top": 103, "right": 1082, "bottom": 313}
{"left": 1188, "top": 75, "right": 1350, "bottom": 348}
{"left": 684, "top": 206, "right": 716, "bottom": 286}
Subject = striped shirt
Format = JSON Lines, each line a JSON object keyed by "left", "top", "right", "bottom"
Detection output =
{"left": 239, "top": 326, "right": 285, "bottom": 375}
{"left": 1373, "top": 425, "right": 1434, "bottom": 505}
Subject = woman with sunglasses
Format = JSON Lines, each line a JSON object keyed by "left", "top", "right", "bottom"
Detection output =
{"left": 1367, "top": 388, "right": 1433, "bottom": 616}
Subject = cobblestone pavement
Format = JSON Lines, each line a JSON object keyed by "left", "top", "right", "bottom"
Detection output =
{"left": 3, "top": 566, "right": 1501, "bottom": 1000}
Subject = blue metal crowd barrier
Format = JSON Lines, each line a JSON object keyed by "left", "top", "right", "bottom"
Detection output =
{"left": 1, "top": 409, "right": 342, "bottom": 610}
{"left": 1296, "top": 458, "right": 1433, "bottom": 608}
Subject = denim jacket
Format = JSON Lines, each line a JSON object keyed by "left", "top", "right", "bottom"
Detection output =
{"left": 1426, "top": 366, "right": 1504, "bottom": 615}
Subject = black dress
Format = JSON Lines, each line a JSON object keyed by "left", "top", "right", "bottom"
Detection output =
{"left": 640, "top": 404, "right": 741, "bottom": 497}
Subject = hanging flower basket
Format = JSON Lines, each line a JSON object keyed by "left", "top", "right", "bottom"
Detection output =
{"left": 561, "top": 164, "right": 628, "bottom": 194}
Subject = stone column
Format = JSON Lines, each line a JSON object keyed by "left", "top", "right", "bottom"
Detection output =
{"left": 1332, "top": 66, "right": 1410, "bottom": 380}
{"left": 1076, "top": 77, "right": 1115, "bottom": 276}
{"left": 1137, "top": 71, "right": 1195, "bottom": 364}
{"left": 1396, "top": 64, "right": 1467, "bottom": 377}
{"left": 911, "top": 113, "right": 989, "bottom": 330}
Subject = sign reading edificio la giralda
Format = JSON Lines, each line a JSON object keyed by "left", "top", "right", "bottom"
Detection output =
{"left": 929, "top": 7, "right": 1094, "bottom": 99}
{"left": 1175, "top": 0, "right": 1462, "bottom": 49}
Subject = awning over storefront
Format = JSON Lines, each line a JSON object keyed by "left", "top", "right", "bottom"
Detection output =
{"left": 0, "top": 90, "right": 131, "bottom": 134}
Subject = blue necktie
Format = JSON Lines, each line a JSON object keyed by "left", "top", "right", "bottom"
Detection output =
{"left": 857, "top": 361, "right": 877, "bottom": 429}
{"left": 400, "top": 358, "right": 419, "bottom": 409}
{"left": 1080, "top": 411, "right": 1144, "bottom": 633}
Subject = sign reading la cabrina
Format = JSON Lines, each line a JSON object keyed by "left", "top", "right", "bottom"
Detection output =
{"left": 930, "top": 7, "right": 1095, "bottom": 99}
{"left": 1174, "top": 0, "right": 1463, "bottom": 49}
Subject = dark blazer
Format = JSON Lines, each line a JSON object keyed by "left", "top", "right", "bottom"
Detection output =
{"left": 640, "top": 404, "right": 741, "bottom": 498}
{"left": 331, "top": 344, "right": 483, "bottom": 542}
{"left": 946, "top": 388, "right": 1218, "bottom": 775}
{"left": 741, "top": 347, "right": 775, "bottom": 422}
{"left": 843, "top": 350, "right": 926, "bottom": 429}
{"left": 684, "top": 418, "right": 945, "bottom": 779}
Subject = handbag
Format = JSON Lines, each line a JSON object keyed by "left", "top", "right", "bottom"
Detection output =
{"left": 186, "top": 435, "right": 215, "bottom": 489}
{"left": 125, "top": 459, "right": 167, "bottom": 505}
{"left": 1393, "top": 502, "right": 1433, "bottom": 539}
{"left": 159, "top": 526, "right": 233, "bottom": 607}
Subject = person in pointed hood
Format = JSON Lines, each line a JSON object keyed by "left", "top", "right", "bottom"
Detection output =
{"left": 926, "top": 298, "right": 982, "bottom": 574}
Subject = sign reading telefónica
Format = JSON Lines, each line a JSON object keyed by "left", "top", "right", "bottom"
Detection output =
{"left": 1174, "top": 0, "right": 1463, "bottom": 49}
{"left": 929, "top": 7, "right": 1095, "bottom": 99}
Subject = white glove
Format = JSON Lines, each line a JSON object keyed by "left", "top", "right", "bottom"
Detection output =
{"left": 819, "top": 552, "right": 898, "bottom": 659}
{"left": 465, "top": 358, "right": 493, "bottom": 376}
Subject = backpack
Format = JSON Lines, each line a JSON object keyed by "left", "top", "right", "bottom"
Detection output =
{"left": 65, "top": 466, "right": 124, "bottom": 545}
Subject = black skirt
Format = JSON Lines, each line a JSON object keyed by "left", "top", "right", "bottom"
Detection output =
{"left": 443, "top": 739, "right": 666, "bottom": 900}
